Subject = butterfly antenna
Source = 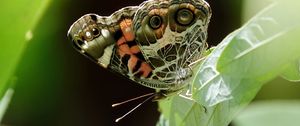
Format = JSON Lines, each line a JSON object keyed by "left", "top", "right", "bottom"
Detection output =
{"left": 114, "top": 93, "right": 157, "bottom": 122}
{"left": 112, "top": 92, "right": 155, "bottom": 107}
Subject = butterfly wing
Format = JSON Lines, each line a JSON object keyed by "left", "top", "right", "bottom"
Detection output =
{"left": 67, "top": 6, "right": 172, "bottom": 90}
{"left": 67, "top": 0, "right": 212, "bottom": 91}
{"left": 67, "top": 7, "right": 139, "bottom": 79}
{"left": 133, "top": 0, "right": 212, "bottom": 90}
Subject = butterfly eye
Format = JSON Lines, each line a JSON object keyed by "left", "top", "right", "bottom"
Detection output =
{"left": 92, "top": 27, "right": 100, "bottom": 37}
{"left": 149, "top": 15, "right": 162, "bottom": 29}
{"left": 176, "top": 9, "right": 194, "bottom": 26}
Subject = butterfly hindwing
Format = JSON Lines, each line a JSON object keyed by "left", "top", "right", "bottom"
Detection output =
{"left": 133, "top": 0, "right": 212, "bottom": 90}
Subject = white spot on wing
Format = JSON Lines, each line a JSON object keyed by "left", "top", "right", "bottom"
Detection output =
{"left": 101, "top": 29, "right": 110, "bottom": 38}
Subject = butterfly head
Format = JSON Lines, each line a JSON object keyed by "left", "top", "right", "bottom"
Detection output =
{"left": 67, "top": 14, "right": 116, "bottom": 68}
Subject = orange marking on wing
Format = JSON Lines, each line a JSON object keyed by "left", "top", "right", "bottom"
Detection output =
{"left": 118, "top": 19, "right": 151, "bottom": 76}
{"left": 117, "top": 36, "right": 141, "bottom": 55}
{"left": 120, "top": 19, "right": 135, "bottom": 41}
{"left": 118, "top": 43, "right": 131, "bottom": 57}
{"left": 140, "top": 62, "right": 153, "bottom": 78}
{"left": 154, "top": 24, "right": 166, "bottom": 39}
{"left": 128, "top": 56, "right": 138, "bottom": 72}
{"left": 117, "top": 36, "right": 126, "bottom": 46}
{"left": 149, "top": 9, "right": 168, "bottom": 16}
{"left": 130, "top": 45, "right": 141, "bottom": 54}
{"left": 186, "top": 3, "right": 196, "bottom": 12}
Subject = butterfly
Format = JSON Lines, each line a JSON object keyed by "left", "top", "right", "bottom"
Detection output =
{"left": 67, "top": 0, "right": 211, "bottom": 101}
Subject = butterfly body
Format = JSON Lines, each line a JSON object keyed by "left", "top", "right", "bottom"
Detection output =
{"left": 68, "top": 0, "right": 211, "bottom": 99}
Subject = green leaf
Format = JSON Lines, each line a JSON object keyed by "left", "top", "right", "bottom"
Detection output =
{"left": 158, "top": 1, "right": 300, "bottom": 126}
{"left": 217, "top": 4, "right": 300, "bottom": 76}
{"left": 158, "top": 94, "right": 208, "bottom": 126}
{"left": 233, "top": 100, "right": 300, "bottom": 126}
{"left": 281, "top": 60, "right": 300, "bottom": 82}
{"left": 192, "top": 31, "right": 258, "bottom": 126}
{"left": 0, "top": 0, "right": 51, "bottom": 121}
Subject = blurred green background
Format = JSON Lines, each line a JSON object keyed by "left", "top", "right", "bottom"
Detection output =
{"left": 0, "top": 0, "right": 299, "bottom": 126}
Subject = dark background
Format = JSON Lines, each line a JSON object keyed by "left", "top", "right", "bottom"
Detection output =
{"left": 2, "top": 0, "right": 243, "bottom": 126}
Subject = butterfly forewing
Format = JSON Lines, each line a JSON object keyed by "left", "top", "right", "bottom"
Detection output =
{"left": 67, "top": 0, "right": 212, "bottom": 97}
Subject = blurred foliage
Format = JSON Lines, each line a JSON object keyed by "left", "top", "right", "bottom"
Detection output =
{"left": 233, "top": 100, "right": 300, "bottom": 126}
{"left": 0, "top": 0, "right": 51, "bottom": 122}
{"left": 281, "top": 60, "right": 300, "bottom": 82}
{"left": 242, "top": 0, "right": 272, "bottom": 22}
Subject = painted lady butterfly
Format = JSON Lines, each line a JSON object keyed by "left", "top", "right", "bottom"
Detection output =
{"left": 67, "top": 0, "right": 211, "bottom": 100}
